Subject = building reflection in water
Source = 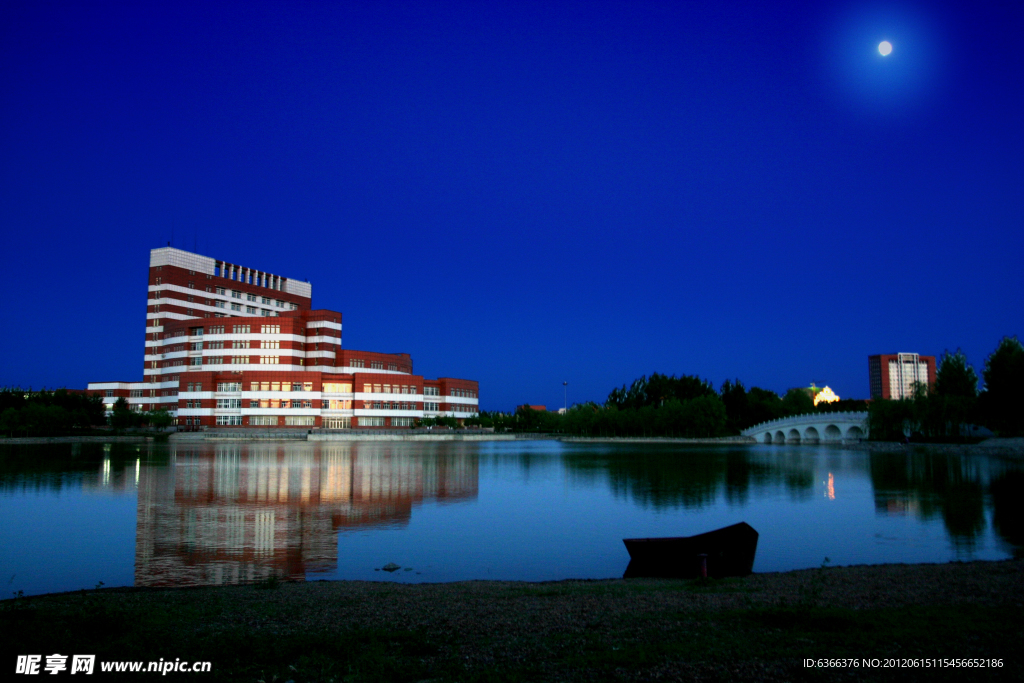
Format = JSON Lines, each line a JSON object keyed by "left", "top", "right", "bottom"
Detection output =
{"left": 135, "top": 443, "right": 478, "bottom": 587}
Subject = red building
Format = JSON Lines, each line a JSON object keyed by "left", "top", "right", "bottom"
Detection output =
{"left": 86, "top": 247, "right": 479, "bottom": 428}
{"left": 868, "top": 353, "right": 936, "bottom": 400}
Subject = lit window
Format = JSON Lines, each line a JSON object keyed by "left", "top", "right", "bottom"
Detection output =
{"left": 260, "top": 356, "right": 280, "bottom": 364}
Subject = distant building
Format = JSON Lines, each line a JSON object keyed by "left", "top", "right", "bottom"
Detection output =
{"left": 813, "top": 385, "right": 840, "bottom": 406}
{"left": 792, "top": 383, "right": 840, "bottom": 406}
{"left": 868, "top": 353, "right": 936, "bottom": 400}
{"left": 518, "top": 405, "right": 547, "bottom": 412}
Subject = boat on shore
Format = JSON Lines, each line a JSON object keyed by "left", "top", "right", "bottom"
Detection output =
{"left": 623, "top": 522, "right": 759, "bottom": 579}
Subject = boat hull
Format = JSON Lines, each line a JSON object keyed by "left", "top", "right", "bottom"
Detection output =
{"left": 623, "top": 522, "right": 759, "bottom": 579}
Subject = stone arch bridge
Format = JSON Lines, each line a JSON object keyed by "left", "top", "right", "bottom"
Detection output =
{"left": 741, "top": 411, "right": 868, "bottom": 445}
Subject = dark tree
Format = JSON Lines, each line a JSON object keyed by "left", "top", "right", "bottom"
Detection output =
{"left": 719, "top": 379, "right": 749, "bottom": 433}
{"left": 980, "top": 336, "right": 1024, "bottom": 436}
{"left": 935, "top": 349, "right": 979, "bottom": 398}
{"left": 782, "top": 388, "right": 814, "bottom": 416}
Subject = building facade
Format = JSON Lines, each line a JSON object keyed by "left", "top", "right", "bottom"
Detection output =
{"left": 868, "top": 353, "right": 936, "bottom": 400}
{"left": 86, "top": 247, "right": 479, "bottom": 428}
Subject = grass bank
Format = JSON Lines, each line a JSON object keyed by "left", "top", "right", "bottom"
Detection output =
{"left": 3, "top": 560, "right": 1021, "bottom": 681}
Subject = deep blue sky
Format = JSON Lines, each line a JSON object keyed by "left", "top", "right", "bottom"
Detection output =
{"left": 1, "top": 1, "right": 1021, "bottom": 410}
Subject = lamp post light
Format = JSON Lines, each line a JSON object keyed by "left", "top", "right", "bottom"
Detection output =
{"left": 563, "top": 381, "right": 567, "bottom": 414}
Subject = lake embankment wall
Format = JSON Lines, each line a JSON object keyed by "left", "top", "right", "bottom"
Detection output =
{"left": 0, "top": 435, "right": 154, "bottom": 445}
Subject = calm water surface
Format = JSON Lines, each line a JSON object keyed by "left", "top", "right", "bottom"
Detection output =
{"left": 1, "top": 440, "right": 1021, "bottom": 597}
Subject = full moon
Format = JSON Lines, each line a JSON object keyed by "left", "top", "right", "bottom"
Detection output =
{"left": 878, "top": 41, "right": 892, "bottom": 56}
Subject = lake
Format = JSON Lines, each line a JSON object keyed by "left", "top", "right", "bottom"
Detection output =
{"left": 1, "top": 439, "right": 1021, "bottom": 597}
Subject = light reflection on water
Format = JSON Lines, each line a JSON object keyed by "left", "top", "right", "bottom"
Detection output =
{"left": 0, "top": 440, "right": 1021, "bottom": 597}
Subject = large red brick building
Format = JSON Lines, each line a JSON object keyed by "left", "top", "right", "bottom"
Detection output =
{"left": 86, "top": 247, "right": 479, "bottom": 428}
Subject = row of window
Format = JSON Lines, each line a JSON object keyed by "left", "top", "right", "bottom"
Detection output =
{"left": 186, "top": 399, "right": 348, "bottom": 409}
{"left": 184, "top": 340, "right": 283, "bottom": 351}
{"left": 364, "top": 401, "right": 417, "bottom": 410}
{"left": 362, "top": 383, "right": 419, "bottom": 394}
{"left": 250, "top": 400, "right": 314, "bottom": 409}
{"left": 180, "top": 381, "right": 452, "bottom": 397}
{"left": 176, "top": 355, "right": 286, "bottom": 366}
{"left": 251, "top": 381, "right": 315, "bottom": 392}
{"left": 169, "top": 323, "right": 292, "bottom": 338}
{"left": 191, "top": 415, "right": 429, "bottom": 428}
{"left": 451, "top": 389, "right": 477, "bottom": 398}
{"left": 344, "top": 359, "right": 403, "bottom": 371}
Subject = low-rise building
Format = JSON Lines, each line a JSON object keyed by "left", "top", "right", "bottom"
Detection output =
{"left": 85, "top": 247, "right": 478, "bottom": 428}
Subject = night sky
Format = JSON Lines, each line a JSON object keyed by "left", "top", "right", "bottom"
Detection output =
{"left": 1, "top": 1, "right": 1021, "bottom": 410}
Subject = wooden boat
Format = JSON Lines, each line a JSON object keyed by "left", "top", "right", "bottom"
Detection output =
{"left": 622, "top": 522, "right": 758, "bottom": 579}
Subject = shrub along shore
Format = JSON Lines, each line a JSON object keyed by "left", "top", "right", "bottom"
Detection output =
{"left": 3, "top": 559, "right": 1021, "bottom": 682}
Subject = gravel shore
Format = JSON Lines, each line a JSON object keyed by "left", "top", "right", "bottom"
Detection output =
{"left": 5, "top": 559, "right": 1021, "bottom": 681}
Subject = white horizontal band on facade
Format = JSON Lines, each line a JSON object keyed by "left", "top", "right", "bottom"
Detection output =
{"left": 334, "top": 366, "right": 411, "bottom": 376}
{"left": 88, "top": 380, "right": 180, "bottom": 390}
{"left": 148, "top": 283, "right": 299, "bottom": 311}
{"left": 239, "top": 409, "right": 321, "bottom": 416}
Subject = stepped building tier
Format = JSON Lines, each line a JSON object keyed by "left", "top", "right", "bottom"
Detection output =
{"left": 85, "top": 247, "right": 478, "bottom": 429}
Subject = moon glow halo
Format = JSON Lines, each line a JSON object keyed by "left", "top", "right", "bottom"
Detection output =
{"left": 878, "top": 41, "right": 892, "bottom": 56}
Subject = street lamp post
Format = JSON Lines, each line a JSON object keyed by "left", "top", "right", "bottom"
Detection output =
{"left": 563, "top": 381, "right": 567, "bottom": 414}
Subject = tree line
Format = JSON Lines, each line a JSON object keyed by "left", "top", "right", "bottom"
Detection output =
{"left": 468, "top": 374, "right": 868, "bottom": 437}
{"left": 469, "top": 335, "right": 1023, "bottom": 440}
{"left": 0, "top": 389, "right": 172, "bottom": 437}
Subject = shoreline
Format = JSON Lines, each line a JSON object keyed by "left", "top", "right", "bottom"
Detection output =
{"left": 4, "top": 559, "right": 1020, "bottom": 681}
{"left": 4, "top": 434, "right": 1023, "bottom": 457}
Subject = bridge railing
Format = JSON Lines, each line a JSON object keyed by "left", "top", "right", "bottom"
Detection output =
{"left": 741, "top": 411, "right": 868, "bottom": 434}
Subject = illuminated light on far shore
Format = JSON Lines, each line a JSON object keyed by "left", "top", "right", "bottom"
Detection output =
{"left": 814, "top": 386, "right": 841, "bottom": 406}
{"left": 878, "top": 40, "right": 892, "bottom": 56}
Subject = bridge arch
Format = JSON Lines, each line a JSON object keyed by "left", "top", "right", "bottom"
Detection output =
{"left": 763, "top": 432, "right": 773, "bottom": 444}
{"left": 846, "top": 425, "right": 865, "bottom": 441}
{"left": 803, "top": 426, "right": 820, "bottom": 444}
{"left": 824, "top": 424, "right": 842, "bottom": 442}
{"left": 774, "top": 430, "right": 786, "bottom": 444}
{"left": 787, "top": 428, "right": 801, "bottom": 444}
